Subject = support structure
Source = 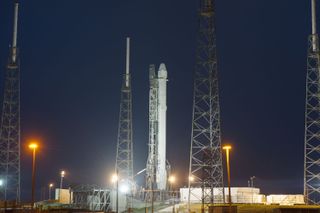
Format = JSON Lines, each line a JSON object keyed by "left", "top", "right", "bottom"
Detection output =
{"left": 145, "top": 64, "right": 158, "bottom": 202}
{"left": 0, "top": 2, "right": 20, "bottom": 202}
{"left": 304, "top": 0, "right": 320, "bottom": 205}
{"left": 72, "top": 184, "right": 111, "bottom": 212}
{"left": 188, "top": 0, "right": 224, "bottom": 209}
{"left": 115, "top": 37, "right": 133, "bottom": 211}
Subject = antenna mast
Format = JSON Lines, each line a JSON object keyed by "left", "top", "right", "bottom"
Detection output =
{"left": 126, "top": 37, "right": 130, "bottom": 87}
{"left": 312, "top": 0, "right": 318, "bottom": 51}
{"left": 12, "top": 2, "right": 18, "bottom": 63}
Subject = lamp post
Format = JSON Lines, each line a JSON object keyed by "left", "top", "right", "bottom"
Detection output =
{"left": 48, "top": 183, "right": 54, "bottom": 200}
{"left": 188, "top": 175, "right": 194, "bottom": 212}
{"left": 250, "top": 176, "right": 256, "bottom": 204}
{"left": 223, "top": 145, "right": 232, "bottom": 211}
{"left": 168, "top": 176, "right": 176, "bottom": 213}
{"left": 59, "top": 170, "right": 65, "bottom": 202}
{"left": 29, "top": 142, "right": 38, "bottom": 209}
{"left": 111, "top": 172, "right": 119, "bottom": 213}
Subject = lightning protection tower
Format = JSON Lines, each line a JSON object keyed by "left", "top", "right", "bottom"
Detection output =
{"left": 0, "top": 2, "right": 20, "bottom": 202}
{"left": 115, "top": 37, "right": 133, "bottom": 211}
{"left": 304, "top": 0, "right": 320, "bottom": 205}
{"left": 188, "top": 0, "right": 224, "bottom": 209}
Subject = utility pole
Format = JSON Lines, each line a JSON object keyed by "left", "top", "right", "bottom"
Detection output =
{"left": 188, "top": 0, "right": 224, "bottom": 211}
{"left": 0, "top": 1, "right": 21, "bottom": 202}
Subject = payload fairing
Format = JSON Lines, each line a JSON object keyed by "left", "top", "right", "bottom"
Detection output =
{"left": 146, "top": 63, "right": 168, "bottom": 191}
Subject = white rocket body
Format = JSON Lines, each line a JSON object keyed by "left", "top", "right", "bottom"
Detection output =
{"left": 156, "top": 63, "right": 168, "bottom": 190}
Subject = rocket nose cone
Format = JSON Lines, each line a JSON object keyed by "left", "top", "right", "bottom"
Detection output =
{"left": 159, "top": 63, "right": 167, "bottom": 72}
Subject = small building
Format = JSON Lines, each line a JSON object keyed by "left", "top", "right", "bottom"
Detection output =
{"left": 180, "top": 187, "right": 305, "bottom": 205}
{"left": 266, "top": 194, "right": 305, "bottom": 205}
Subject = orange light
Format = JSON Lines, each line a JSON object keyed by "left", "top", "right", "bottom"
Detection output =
{"left": 189, "top": 176, "right": 195, "bottom": 182}
{"left": 223, "top": 145, "right": 232, "bottom": 150}
{"left": 49, "top": 183, "right": 54, "bottom": 188}
{"left": 61, "top": 170, "right": 65, "bottom": 177}
{"left": 28, "top": 143, "right": 38, "bottom": 150}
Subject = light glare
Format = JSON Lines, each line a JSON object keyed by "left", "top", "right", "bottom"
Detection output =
{"left": 28, "top": 143, "right": 38, "bottom": 150}
{"left": 168, "top": 175, "right": 176, "bottom": 183}
{"left": 111, "top": 174, "right": 118, "bottom": 183}
{"left": 120, "top": 184, "right": 129, "bottom": 193}
{"left": 223, "top": 145, "right": 232, "bottom": 150}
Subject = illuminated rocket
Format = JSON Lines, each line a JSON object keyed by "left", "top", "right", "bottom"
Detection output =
{"left": 146, "top": 63, "right": 168, "bottom": 191}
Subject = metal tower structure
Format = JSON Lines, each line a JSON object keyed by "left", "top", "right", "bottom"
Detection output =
{"left": 145, "top": 64, "right": 158, "bottom": 202}
{"left": 115, "top": 37, "right": 133, "bottom": 210}
{"left": 304, "top": 0, "right": 320, "bottom": 205}
{"left": 0, "top": 2, "right": 20, "bottom": 202}
{"left": 188, "top": 0, "right": 224, "bottom": 209}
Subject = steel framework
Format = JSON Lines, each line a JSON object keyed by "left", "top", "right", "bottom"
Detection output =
{"left": 0, "top": 2, "right": 20, "bottom": 202}
{"left": 72, "top": 184, "right": 111, "bottom": 212}
{"left": 188, "top": 0, "right": 224, "bottom": 208}
{"left": 304, "top": 0, "right": 320, "bottom": 205}
{"left": 115, "top": 38, "right": 133, "bottom": 210}
{"left": 145, "top": 64, "right": 158, "bottom": 202}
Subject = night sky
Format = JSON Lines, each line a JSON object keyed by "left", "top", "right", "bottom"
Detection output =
{"left": 0, "top": 0, "right": 311, "bottom": 201}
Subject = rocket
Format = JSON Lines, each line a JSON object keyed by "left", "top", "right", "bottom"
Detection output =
{"left": 156, "top": 63, "right": 168, "bottom": 190}
{"left": 146, "top": 63, "right": 168, "bottom": 191}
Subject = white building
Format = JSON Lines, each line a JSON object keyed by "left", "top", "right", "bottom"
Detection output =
{"left": 180, "top": 187, "right": 305, "bottom": 205}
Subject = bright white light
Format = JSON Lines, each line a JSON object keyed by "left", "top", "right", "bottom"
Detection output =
{"left": 0, "top": 180, "right": 3, "bottom": 186}
{"left": 119, "top": 184, "right": 129, "bottom": 193}
{"left": 111, "top": 174, "right": 118, "bottom": 183}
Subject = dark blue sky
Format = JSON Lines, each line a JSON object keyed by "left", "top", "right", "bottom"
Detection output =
{"left": 0, "top": 0, "right": 311, "bottom": 201}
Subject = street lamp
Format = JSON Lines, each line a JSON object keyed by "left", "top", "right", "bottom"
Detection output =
{"left": 111, "top": 172, "right": 119, "bottom": 213}
{"left": 187, "top": 175, "right": 194, "bottom": 212}
{"left": 250, "top": 176, "right": 256, "bottom": 204}
{"left": 48, "top": 183, "right": 54, "bottom": 200}
{"left": 168, "top": 175, "right": 176, "bottom": 213}
{"left": 223, "top": 145, "right": 232, "bottom": 207}
{"left": 60, "top": 170, "right": 65, "bottom": 189}
{"left": 59, "top": 170, "right": 65, "bottom": 202}
{"left": 29, "top": 142, "right": 38, "bottom": 209}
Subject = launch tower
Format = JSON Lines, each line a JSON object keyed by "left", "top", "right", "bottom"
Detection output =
{"left": 304, "top": 0, "right": 320, "bottom": 205}
{"left": 0, "top": 2, "right": 21, "bottom": 202}
{"left": 188, "top": 0, "right": 224, "bottom": 209}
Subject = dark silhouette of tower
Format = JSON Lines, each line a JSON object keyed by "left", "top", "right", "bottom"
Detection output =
{"left": 0, "top": 2, "right": 21, "bottom": 202}
{"left": 188, "top": 0, "right": 224, "bottom": 210}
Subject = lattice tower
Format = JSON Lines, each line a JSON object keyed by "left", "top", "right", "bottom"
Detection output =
{"left": 0, "top": 2, "right": 20, "bottom": 202}
{"left": 188, "top": 0, "right": 224, "bottom": 208}
{"left": 304, "top": 0, "right": 320, "bottom": 205}
{"left": 115, "top": 38, "right": 133, "bottom": 210}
